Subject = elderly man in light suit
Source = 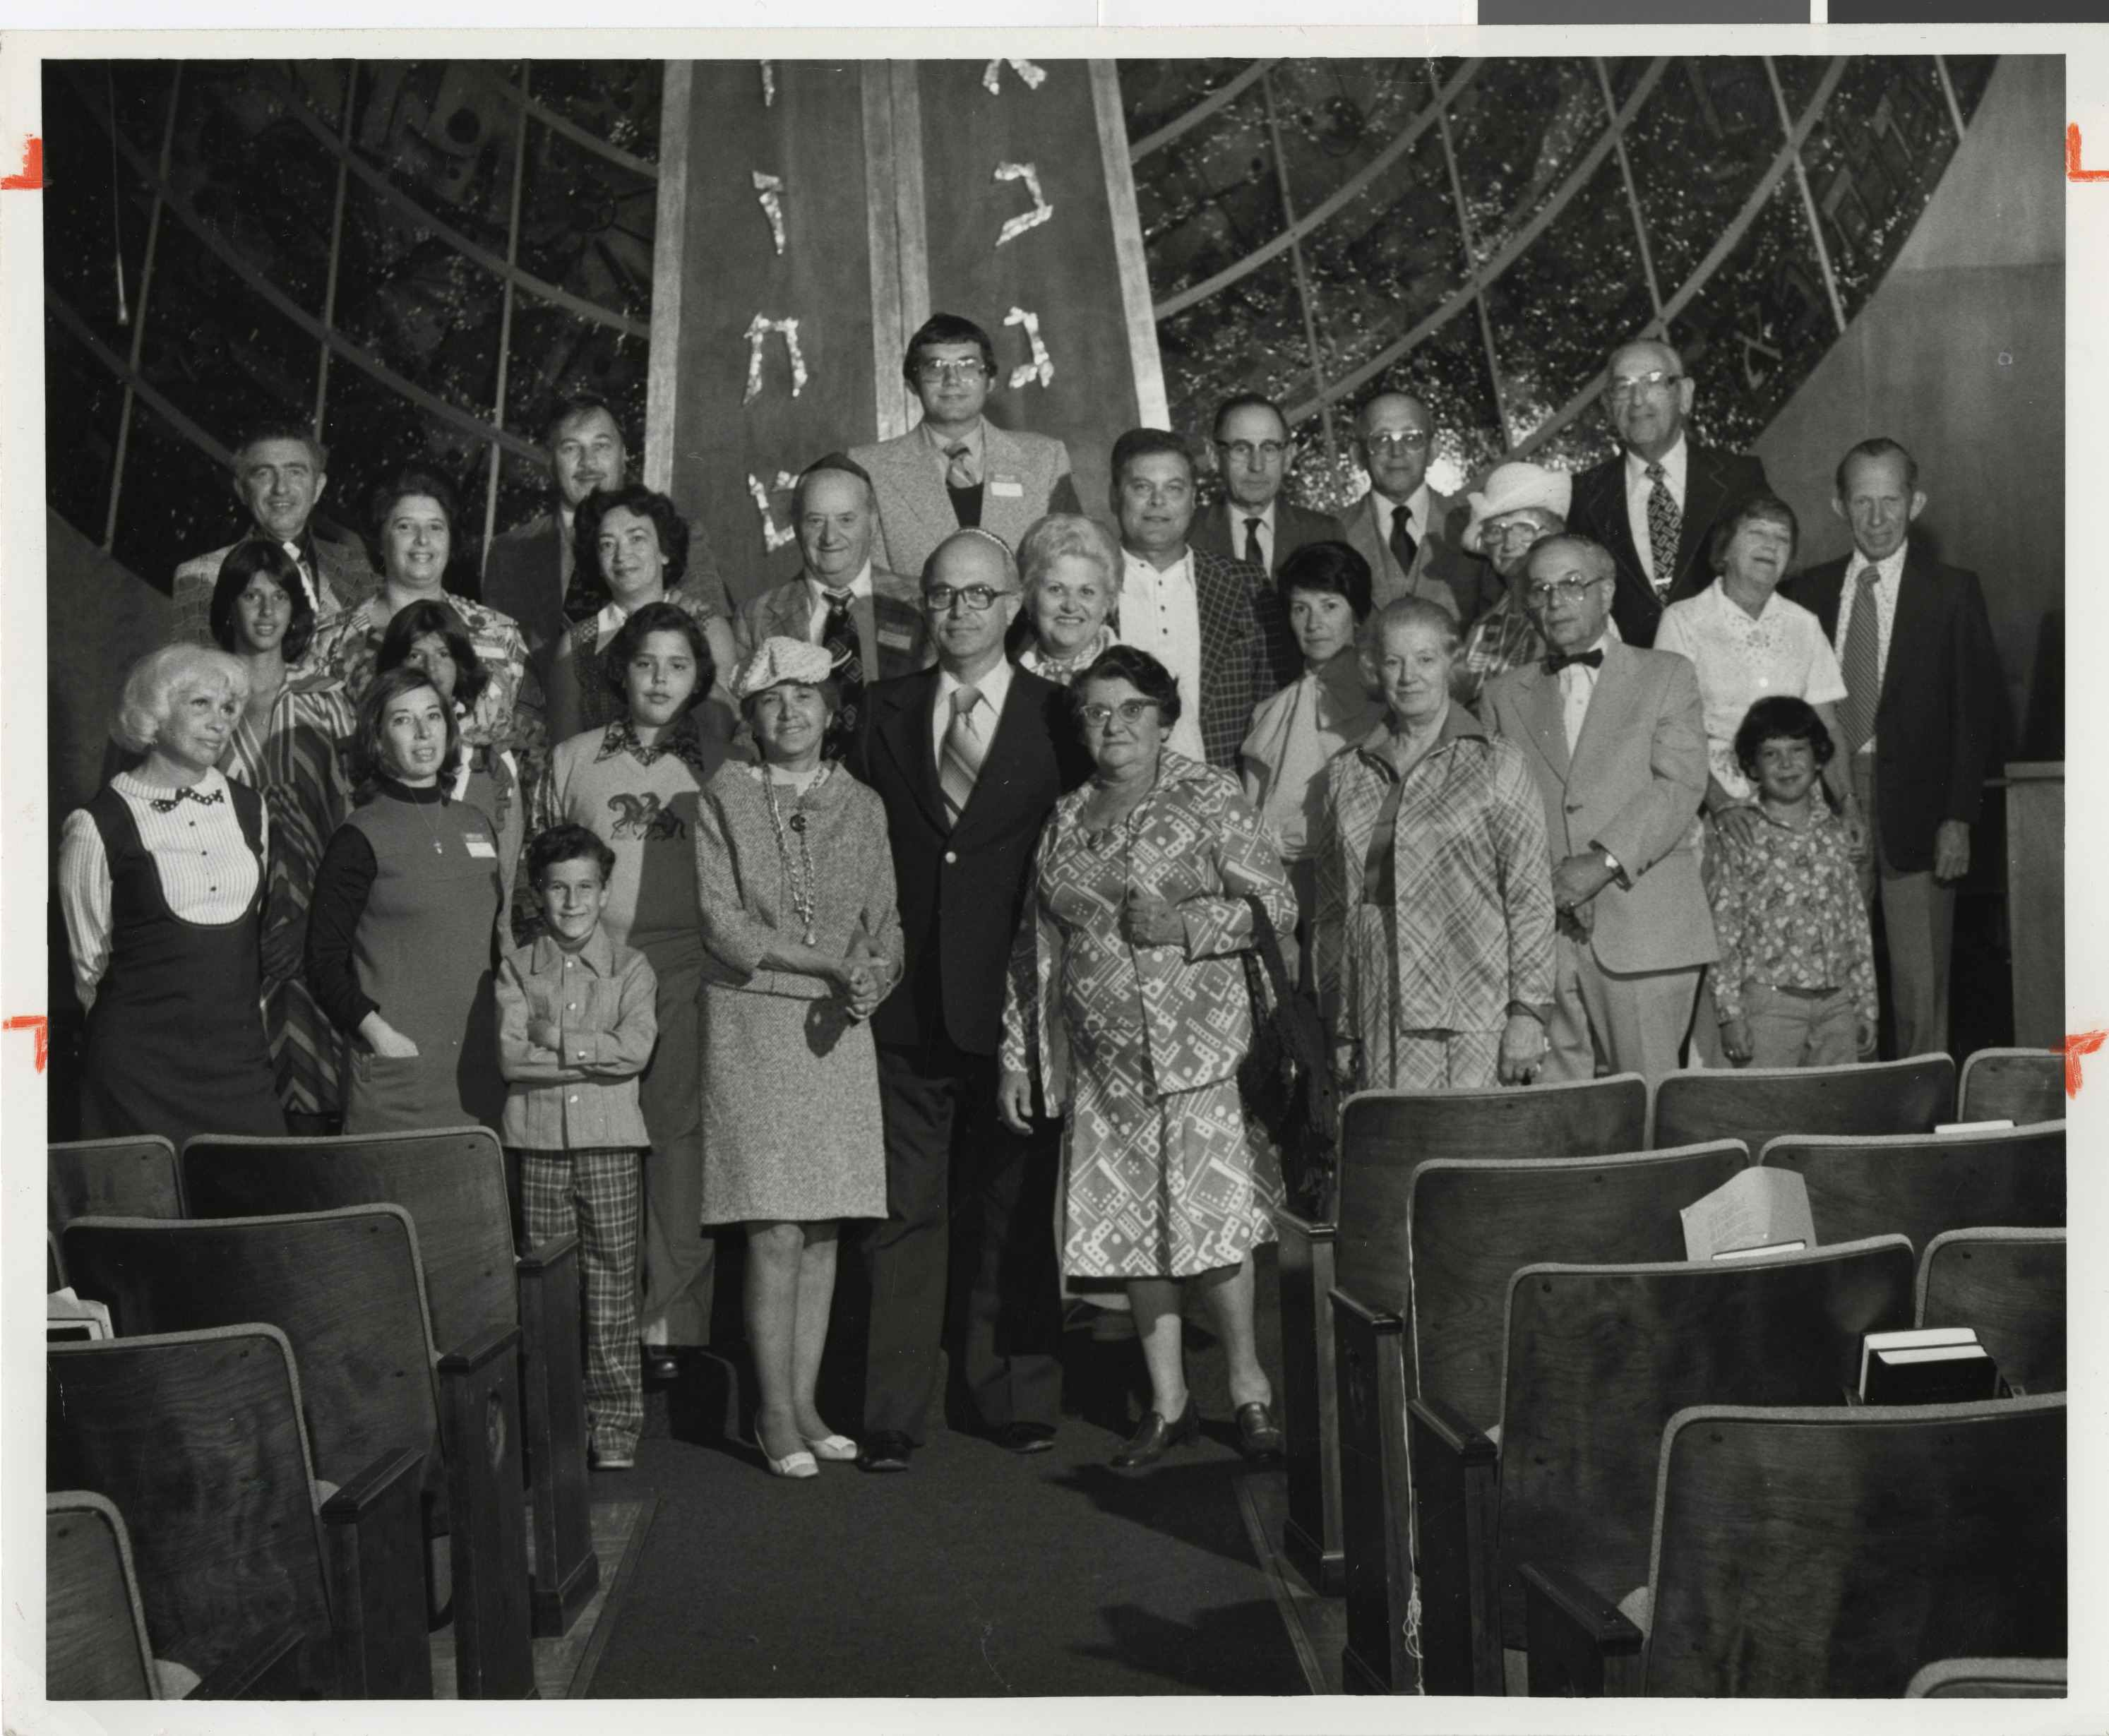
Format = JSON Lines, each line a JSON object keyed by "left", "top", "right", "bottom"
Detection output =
{"left": 849, "top": 313, "right": 1084, "bottom": 585}
{"left": 1339, "top": 390, "right": 1483, "bottom": 625}
{"left": 1483, "top": 533, "right": 1714, "bottom": 1086}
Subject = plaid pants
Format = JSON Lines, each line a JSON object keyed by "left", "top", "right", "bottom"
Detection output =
{"left": 515, "top": 1146, "right": 644, "bottom": 1456}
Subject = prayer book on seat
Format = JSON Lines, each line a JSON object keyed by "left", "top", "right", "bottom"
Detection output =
{"left": 1679, "top": 1167, "right": 1816, "bottom": 1262}
{"left": 1859, "top": 1326, "right": 2001, "bottom": 1403}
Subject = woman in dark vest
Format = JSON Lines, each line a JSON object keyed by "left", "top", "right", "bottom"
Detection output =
{"left": 58, "top": 645, "right": 286, "bottom": 1149}
{"left": 305, "top": 664, "right": 509, "bottom": 1134}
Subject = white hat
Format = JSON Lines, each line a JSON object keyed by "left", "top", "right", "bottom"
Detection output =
{"left": 732, "top": 636, "right": 839, "bottom": 699}
{"left": 1462, "top": 462, "right": 1574, "bottom": 554}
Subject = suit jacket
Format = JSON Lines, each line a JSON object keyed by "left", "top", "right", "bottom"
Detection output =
{"left": 849, "top": 664, "right": 1092, "bottom": 1055}
{"left": 847, "top": 422, "right": 1082, "bottom": 584}
{"left": 731, "top": 567, "right": 935, "bottom": 680}
{"left": 1341, "top": 489, "right": 1479, "bottom": 621}
{"left": 172, "top": 519, "right": 376, "bottom": 648}
{"left": 1190, "top": 497, "right": 1347, "bottom": 577}
{"left": 1159, "top": 546, "right": 1303, "bottom": 771}
{"left": 1483, "top": 640, "right": 1716, "bottom": 975}
{"left": 1567, "top": 443, "right": 1769, "bottom": 648}
{"left": 1783, "top": 547, "right": 2001, "bottom": 873}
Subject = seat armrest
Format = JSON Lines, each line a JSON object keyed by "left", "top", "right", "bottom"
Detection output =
{"left": 1409, "top": 1393, "right": 1495, "bottom": 1460}
{"left": 321, "top": 1446, "right": 434, "bottom": 1697}
{"left": 517, "top": 1231, "right": 580, "bottom": 1274}
{"left": 1521, "top": 1561, "right": 1644, "bottom": 1696}
{"left": 1275, "top": 1208, "right": 1335, "bottom": 1241}
{"left": 188, "top": 1627, "right": 304, "bottom": 1699}
{"left": 1327, "top": 1283, "right": 1401, "bottom": 1333}
{"left": 1409, "top": 1396, "right": 1501, "bottom": 1695}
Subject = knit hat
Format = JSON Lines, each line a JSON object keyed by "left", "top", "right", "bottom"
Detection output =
{"left": 732, "top": 636, "right": 838, "bottom": 698}
{"left": 1462, "top": 462, "right": 1574, "bottom": 554}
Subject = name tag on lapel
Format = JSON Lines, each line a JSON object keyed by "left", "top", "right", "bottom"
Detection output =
{"left": 989, "top": 478, "right": 1024, "bottom": 499}
{"left": 878, "top": 627, "right": 916, "bottom": 651}
{"left": 463, "top": 834, "right": 498, "bottom": 858}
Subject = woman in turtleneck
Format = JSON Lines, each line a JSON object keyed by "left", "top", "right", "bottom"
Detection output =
{"left": 305, "top": 664, "right": 510, "bottom": 1135}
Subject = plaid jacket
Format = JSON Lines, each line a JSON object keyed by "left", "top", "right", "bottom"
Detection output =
{"left": 1183, "top": 547, "right": 1302, "bottom": 771}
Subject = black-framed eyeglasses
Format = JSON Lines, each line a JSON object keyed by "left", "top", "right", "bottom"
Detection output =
{"left": 914, "top": 360, "right": 988, "bottom": 384}
{"left": 1214, "top": 439, "right": 1286, "bottom": 464}
{"left": 1077, "top": 699, "right": 1159, "bottom": 729}
{"left": 1525, "top": 576, "right": 1606, "bottom": 605}
{"left": 922, "top": 584, "right": 1010, "bottom": 615}
{"left": 1606, "top": 369, "right": 1684, "bottom": 402}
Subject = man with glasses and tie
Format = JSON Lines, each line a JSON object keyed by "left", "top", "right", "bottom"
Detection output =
{"left": 1191, "top": 392, "right": 1345, "bottom": 577}
{"left": 172, "top": 421, "right": 376, "bottom": 660}
{"left": 732, "top": 454, "right": 933, "bottom": 755}
{"left": 1783, "top": 438, "right": 1999, "bottom": 1058}
{"left": 1340, "top": 390, "right": 1481, "bottom": 623}
{"left": 1484, "top": 533, "right": 1714, "bottom": 1086}
{"left": 849, "top": 313, "right": 1085, "bottom": 587}
{"left": 1567, "top": 337, "right": 1770, "bottom": 648}
{"left": 847, "top": 530, "right": 1093, "bottom": 1473}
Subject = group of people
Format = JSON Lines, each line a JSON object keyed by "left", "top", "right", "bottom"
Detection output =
{"left": 58, "top": 311, "right": 2002, "bottom": 1480}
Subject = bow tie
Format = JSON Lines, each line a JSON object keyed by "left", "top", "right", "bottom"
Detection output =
{"left": 147, "top": 784, "right": 225, "bottom": 815}
{"left": 1543, "top": 649, "right": 1604, "bottom": 675}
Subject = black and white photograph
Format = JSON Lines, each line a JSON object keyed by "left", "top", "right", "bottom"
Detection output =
{"left": 6, "top": 29, "right": 2090, "bottom": 1723}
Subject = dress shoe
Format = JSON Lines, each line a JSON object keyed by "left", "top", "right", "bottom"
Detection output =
{"left": 801, "top": 1432, "right": 859, "bottom": 1463}
{"left": 1111, "top": 1398, "right": 1199, "bottom": 1468}
{"left": 856, "top": 1430, "right": 914, "bottom": 1473}
{"left": 1235, "top": 1401, "right": 1285, "bottom": 1466}
{"left": 642, "top": 1346, "right": 681, "bottom": 1384}
{"left": 1000, "top": 1422, "right": 1057, "bottom": 1454}
{"left": 590, "top": 1446, "right": 635, "bottom": 1472}
{"left": 761, "top": 1447, "right": 818, "bottom": 1480}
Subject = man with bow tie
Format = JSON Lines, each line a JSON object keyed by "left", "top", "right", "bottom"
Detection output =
{"left": 172, "top": 422, "right": 376, "bottom": 660}
{"left": 1483, "top": 533, "right": 1715, "bottom": 1086}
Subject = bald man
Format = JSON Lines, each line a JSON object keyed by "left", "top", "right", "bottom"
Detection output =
{"left": 1339, "top": 390, "right": 1485, "bottom": 624}
{"left": 1566, "top": 337, "right": 1770, "bottom": 648}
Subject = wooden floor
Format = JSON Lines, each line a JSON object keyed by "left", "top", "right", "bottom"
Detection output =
{"left": 1234, "top": 1471, "right": 1344, "bottom": 1695}
{"left": 429, "top": 1495, "right": 657, "bottom": 1699}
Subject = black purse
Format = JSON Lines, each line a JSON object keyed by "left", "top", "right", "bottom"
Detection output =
{"left": 1237, "top": 895, "right": 1340, "bottom": 1221}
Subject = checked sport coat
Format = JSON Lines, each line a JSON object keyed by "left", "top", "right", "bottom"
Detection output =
{"left": 1130, "top": 546, "right": 1301, "bottom": 771}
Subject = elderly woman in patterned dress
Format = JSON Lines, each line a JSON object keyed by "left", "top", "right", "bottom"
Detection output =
{"left": 693, "top": 637, "right": 900, "bottom": 1479}
{"left": 997, "top": 645, "right": 1297, "bottom": 1470}
{"left": 1313, "top": 596, "right": 1558, "bottom": 1094}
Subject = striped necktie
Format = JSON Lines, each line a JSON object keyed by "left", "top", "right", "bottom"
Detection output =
{"left": 820, "top": 589, "right": 864, "bottom": 758}
{"left": 940, "top": 685, "right": 988, "bottom": 822}
{"left": 1835, "top": 564, "right": 1884, "bottom": 755}
{"left": 1644, "top": 462, "right": 1680, "bottom": 598}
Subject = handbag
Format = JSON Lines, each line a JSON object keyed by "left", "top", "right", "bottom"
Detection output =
{"left": 1236, "top": 895, "right": 1340, "bottom": 1221}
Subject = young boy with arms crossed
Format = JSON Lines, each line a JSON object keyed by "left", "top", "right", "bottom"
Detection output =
{"left": 1709, "top": 696, "right": 1879, "bottom": 1069}
{"left": 497, "top": 823, "right": 658, "bottom": 1469}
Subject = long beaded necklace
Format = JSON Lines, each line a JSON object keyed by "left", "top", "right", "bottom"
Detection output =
{"left": 758, "top": 762, "right": 830, "bottom": 946}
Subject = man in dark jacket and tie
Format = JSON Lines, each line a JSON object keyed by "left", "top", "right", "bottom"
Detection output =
{"left": 1567, "top": 338, "right": 1770, "bottom": 647}
{"left": 847, "top": 530, "right": 1092, "bottom": 1471}
{"left": 1190, "top": 392, "right": 1345, "bottom": 578}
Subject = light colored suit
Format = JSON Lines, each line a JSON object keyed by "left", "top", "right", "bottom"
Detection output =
{"left": 731, "top": 566, "right": 934, "bottom": 680}
{"left": 1484, "top": 640, "right": 1715, "bottom": 1084}
{"left": 848, "top": 421, "right": 1080, "bottom": 584}
{"left": 1342, "top": 488, "right": 1478, "bottom": 621}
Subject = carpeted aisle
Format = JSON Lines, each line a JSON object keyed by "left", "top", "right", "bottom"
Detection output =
{"left": 585, "top": 1247, "right": 1308, "bottom": 1698}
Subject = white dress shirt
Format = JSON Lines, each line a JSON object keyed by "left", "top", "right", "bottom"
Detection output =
{"left": 1623, "top": 434, "right": 1690, "bottom": 588}
{"left": 1831, "top": 541, "right": 1907, "bottom": 755}
{"left": 1370, "top": 483, "right": 1430, "bottom": 563}
{"left": 1118, "top": 548, "right": 1209, "bottom": 764}
{"left": 1226, "top": 500, "right": 1278, "bottom": 572}
{"left": 1559, "top": 635, "right": 1611, "bottom": 756}
{"left": 930, "top": 654, "right": 1017, "bottom": 770}
{"left": 803, "top": 561, "right": 878, "bottom": 670}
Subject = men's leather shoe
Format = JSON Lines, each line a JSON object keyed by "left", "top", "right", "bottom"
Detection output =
{"left": 1236, "top": 1401, "right": 1285, "bottom": 1466}
{"left": 1111, "top": 1398, "right": 1199, "bottom": 1468}
{"left": 643, "top": 1346, "right": 681, "bottom": 1384}
{"left": 1000, "top": 1422, "right": 1056, "bottom": 1454}
{"left": 857, "top": 1430, "right": 914, "bottom": 1473}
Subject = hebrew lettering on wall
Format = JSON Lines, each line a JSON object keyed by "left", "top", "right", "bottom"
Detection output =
{"left": 1004, "top": 306, "right": 1054, "bottom": 389}
{"left": 983, "top": 59, "right": 1047, "bottom": 95}
{"left": 753, "top": 172, "right": 787, "bottom": 255}
{"left": 742, "top": 314, "right": 808, "bottom": 405}
{"left": 993, "top": 163, "right": 1053, "bottom": 246}
{"left": 746, "top": 469, "right": 801, "bottom": 551}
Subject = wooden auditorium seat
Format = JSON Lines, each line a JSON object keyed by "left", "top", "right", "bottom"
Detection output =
{"left": 49, "top": 1137, "right": 181, "bottom": 1234}
{"left": 1760, "top": 1122, "right": 2065, "bottom": 1252}
{"left": 1277, "top": 1074, "right": 1648, "bottom": 1600}
{"left": 1649, "top": 1054, "right": 1954, "bottom": 1156}
{"left": 1906, "top": 1656, "right": 2067, "bottom": 1696}
{"left": 49, "top": 1325, "right": 429, "bottom": 1697}
{"left": 61, "top": 1207, "right": 534, "bottom": 1698}
{"left": 1957, "top": 1047, "right": 2065, "bottom": 1126}
{"left": 1522, "top": 1394, "right": 2067, "bottom": 1696}
{"left": 1405, "top": 1236, "right": 1915, "bottom": 1696}
{"left": 179, "top": 1127, "right": 596, "bottom": 1635}
{"left": 1916, "top": 1227, "right": 2065, "bottom": 1394}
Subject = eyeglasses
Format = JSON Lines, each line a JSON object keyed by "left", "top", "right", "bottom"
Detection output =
{"left": 922, "top": 584, "right": 1012, "bottom": 615}
{"left": 1525, "top": 576, "right": 1606, "bottom": 606}
{"left": 1606, "top": 369, "right": 1684, "bottom": 402}
{"left": 1214, "top": 440, "right": 1286, "bottom": 465}
{"left": 1077, "top": 699, "right": 1159, "bottom": 729}
{"left": 1485, "top": 519, "right": 1551, "bottom": 548}
{"left": 914, "top": 360, "right": 988, "bottom": 384}
{"left": 1361, "top": 430, "right": 1432, "bottom": 454}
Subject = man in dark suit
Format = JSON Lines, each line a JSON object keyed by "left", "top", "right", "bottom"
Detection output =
{"left": 847, "top": 530, "right": 1092, "bottom": 1471}
{"left": 1784, "top": 438, "right": 2001, "bottom": 1058}
{"left": 1110, "top": 428, "right": 1300, "bottom": 769}
{"left": 1567, "top": 339, "right": 1769, "bottom": 647}
{"left": 1191, "top": 392, "right": 1345, "bottom": 577}
{"left": 1338, "top": 390, "right": 1483, "bottom": 623}
{"left": 482, "top": 393, "right": 727, "bottom": 685}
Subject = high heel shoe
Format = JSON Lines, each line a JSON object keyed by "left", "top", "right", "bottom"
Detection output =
{"left": 801, "top": 1433, "right": 859, "bottom": 1463}
{"left": 761, "top": 1444, "right": 819, "bottom": 1480}
{"left": 1111, "top": 1396, "right": 1199, "bottom": 1468}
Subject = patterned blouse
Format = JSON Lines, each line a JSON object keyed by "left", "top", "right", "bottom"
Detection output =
{"left": 1707, "top": 803, "right": 1877, "bottom": 1024}
{"left": 1452, "top": 592, "right": 1544, "bottom": 710}
{"left": 307, "top": 590, "right": 536, "bottom": 758}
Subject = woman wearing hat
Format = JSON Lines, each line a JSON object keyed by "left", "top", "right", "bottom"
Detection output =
{"left": 693, "top": 637, "right": 900, "bottom": 1478}
{"left": 1451, "top": 461, "right": 1577, "bottom": 710}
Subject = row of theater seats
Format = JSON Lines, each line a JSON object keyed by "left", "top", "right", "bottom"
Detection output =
{"left": 46, "top": 1127, "right": 600, "bottom": 1701}
{"left": 1274, "top": 1048, "right": 2069, "bottom": 1699}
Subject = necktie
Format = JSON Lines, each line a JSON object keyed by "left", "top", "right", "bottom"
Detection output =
{"left": 945, "top": 443, "right": 978, "bottom": 491}
{"left": 1644, "top": 462, "right": 1681, "bottom": 599}
{"left": 1541, "top": 647, "right": 1604, "bottom": 675}
{"left": 1243, "top": 516, "right": 1265, "bottom": 569}
{"left": 940, "top": 686, "right": 987, "bottom": 822}
{"left": 1835, "top": 564, "right": 1883, "bottom": 755}
{"left": 1388, "top": 503, "right": 1418, "bottom": 577}
{"left": 820, "top": 588, "right": 864, "bottom": 758}
{"left": 280, "top": 539, "right": 322, "bottom": 614}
